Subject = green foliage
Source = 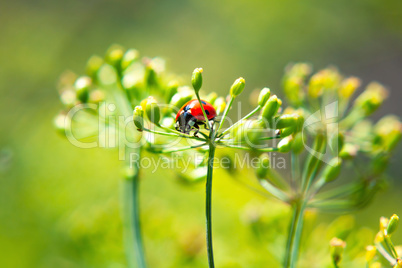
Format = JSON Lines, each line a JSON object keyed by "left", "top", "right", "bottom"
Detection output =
{"left": 2, "top": 1, "right": 402, "bottom": 268}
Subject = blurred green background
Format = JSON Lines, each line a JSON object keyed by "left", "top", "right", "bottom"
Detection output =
{"left": 1, "top": 0, "right": 402, "bottom": 267}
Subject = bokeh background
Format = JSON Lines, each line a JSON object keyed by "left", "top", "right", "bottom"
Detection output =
{"left": 1, "top": 0, "right": 402, "bottom": 267}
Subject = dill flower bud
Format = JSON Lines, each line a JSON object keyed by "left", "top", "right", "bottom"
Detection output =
{"left": 339, "top": 143, "right": 358, "bottom": 160}
{"left": 54, "top": 113, "right": 71, "bottom": 135}
{"left": 261, "top": 95, "right": 281, "bottom": 121}
{"left": 170, "top": 87, "right": 193, "bottom": 109}
{"left": 133, "top": 106, "right": 144, "bottom": 131}
{"left": 121, "top": 48, "right": 139, "bottom": 70}
{"left": 74, "top": 76, "right": 91, "bottom": 103}
{"left": 283, "top": 76, "right": 304, "bottom": 106}
{"left": 255, "top": 153, "right": 270, "bottom": 179}
{"left": 144, "top": 97, "right": 161, "bottom": 125}
{"left": 278, "top": 136, "right": 293, "bottom": 152}
{"left": 374, "top": 116, "right": 402, "bottom": 152}
{"left": 374, "top": 231, "right": 384, "bottom": 243}
{"left": 88, "top": 89, "right": 105, "bottom": 104}
{"left": 145, "top": 65, "right": 158, "bottom": 88}
{"left": 322, "top": 157, "right": 342, "bottom": 183}
{"left": 86, "top": 55, "right": 104, "bottom": 80}
{"left": 365, "top": 245, "right": 377, "bottom": 262}
{"left": 339, "top": 77, "right": 361, "bottom": 99}
{"left": 292, "top": 132, "right": 304, "bottom": 154}
{"left": 258, "top": 87, "right": 271, "bottom": 107}
{"left": 354, "top": 82, "right": 388, "bottom": 116}
{"left": 308, "top": 68, "right": 341, "bottom": 98}
{"left": 60, "top": 89, "right": 77, "bottom": 108}
{"left": 276, "top": 114, "right": 299, "bottom": 129}
{"left": 245, "top": 120, "right": 265, "bottom": 145}
{"left": 191, "top": 68, "right": 203, "bottom": 93}
{"left": 387, "top": 214, "right": 399, "bottom": 236}
{"left": 213, "top": 97, "right": 226, "bottom": 115}
{"left": 230, "top": 121, "right": 246, "bottom": 142}
{"left": 380, "top": 217, "right": 389, "bottom": 232}
{"left": 122, "top": 166, "right": 137, "bottom": 181}
{"left": 330, "top": 237, "right": 346, "bottom": 266}
{"left": 278, "top": 127, "right": 296, "bottom": 138}
{"left": 230, "top": 77, "right": 246, "bottom": 98}
{"left": 165, "top": 80, "right": 179, "bottom": 102}
{"left": 205, "top": 92, "right": 218, "bottom": 104}
{"left": 105, "top": 45, "right": 124, "bottom": 69}
{"left": 283, "top": 63, "right": 311, "bottom": 106}
{"left": 330, "top": 132, "right": 344, "bottom": 155}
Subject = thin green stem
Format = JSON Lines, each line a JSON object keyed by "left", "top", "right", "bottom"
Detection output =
{"left": 284, "top": 202, "right": 306, "bottom": 268}
{"left": 216, "top": 96, "right": 235, "bottom": 134}
{"left": 259, "top": 179, "right": 290, "bottom": 202}
{"left": 217, "top": 143, "right": 278, "bottom": 152}
{"left": 142, "top": 128, "right": 183, "bottom": 138}
{"left": 124, "top": 161, "right": 147, "bottom": 268}
{"left": 156, "top": 124, "right": 207, "bottom": 142}
{"left": 266, "top": 169, "right": 291, "bottom": 191}
{"left": 290, "top": 152, "right": 298, "bottom": 192}
{"left": 284, "top": 204, "right": 299, "bottom": 268}
{"left": 196, "top": 93, "right": 212, "bottom": 130}
{"left": 339, "top": 108, "right": 364, "bottom": 129}
{"left": 110, "top": 84, "right": 147, "bottom": 268}
{"left": 375, "top": 242, "right": 397, "bottom": 266}
{"left": 218, "top": 106, "right": 261, "bottom": 139}
{"left": 151, "top": 143, "right": 207, "bottom": 154}
{"left": 259, "top": 135, "right": 281, "bottom": 141}
{"left": 289, "top": 202, "right": 306, "bottom": 268}
{"left": 131, "top": 171, "right": 147, "bottom": 268}
{"left": 285, "top": 136, "right": 325, "bottom": 268}
{"left": 205, "top": 131, "right": 217, "bottom": 268}
{"left": 384, "top": 235, "right": 398, "bottom": 259}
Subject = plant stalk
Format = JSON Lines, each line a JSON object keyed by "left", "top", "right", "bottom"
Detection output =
{"left": 124, "top": 157, "right": 147, "bottom": 268}
{"left": 206, "top": 129, "right": 217, "bottom": 268}
{"left": 131, "top": 171, "right": 147, "bottom": 268}
{"left": 284, "top": 202, "right": 305, "bottom": 268}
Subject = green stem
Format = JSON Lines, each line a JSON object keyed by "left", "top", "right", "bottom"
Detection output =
{"left": 142, "top": 128, "right": 184, "bottom": 138}
{"left": 110, "top": 84, "right": 147, "bottom": 268}
{"left": 375, "top": 242, "right": 397, "bottom": 265}
{"left": 124, "top": 162, "right": 147, "bottom": 268}
{"left": 259, "top": 179, "right": 290, "bottom": 202}
{"left": 206, "top": 130, "right": 217, "bottom": 268}
{"left": 259, "top": 135, "right": 281, "bottom": 141}
{"left": 151, "top": 143, "right": 207, "bottom": 154}
{"left": 156, "top": 124, "right": 207, "bottom": 142}
{"left": 131, "top": 172, "right": 147, "bottom": 268}
{"left": 218, "top": 106, "right": 261, "bottom": 139}
{"left": 217, "top": 96, "right": 235, "bottom": 134}
{"left": 196, "top": 93, "right": 212, "bottom": 130}
{"left": 218, "top": 143, "right": 278, "bottom": 152}
{"left": 290, "top": 152, "right": 298, "bottom": 191}
{"left": 384, "top": 235, "right": 398, "bottom": 259}
{"left": 284, "top": 202, "right": 306, "bottom": 268}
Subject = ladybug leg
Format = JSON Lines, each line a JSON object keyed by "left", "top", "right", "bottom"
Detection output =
{"left": 193, "top": 123, "right": 200, "bottom": 137}
{"left": 175, "top": 121, "right": 181, "bottom": 132}
{"left": 198, "top": 122, "right": 206, "bottom": 129}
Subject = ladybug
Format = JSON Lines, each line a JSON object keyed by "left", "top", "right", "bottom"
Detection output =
{"left": 175, "top": 99, "right": 217, "bottom": 136}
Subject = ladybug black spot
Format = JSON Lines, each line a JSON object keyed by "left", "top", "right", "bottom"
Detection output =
{"left": 205, "top": 110, "right": 210, "bottom": 115}
{"left": 201, "top": 101, "right": 207, "bottom": 105}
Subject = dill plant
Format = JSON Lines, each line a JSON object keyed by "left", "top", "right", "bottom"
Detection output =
{"left": 55, "top": 45, "right": 401, "bottom": 268}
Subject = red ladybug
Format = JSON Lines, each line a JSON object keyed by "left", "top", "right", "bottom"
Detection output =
{"left": 175, "top": 99, "right": 217, "bottom": 136}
